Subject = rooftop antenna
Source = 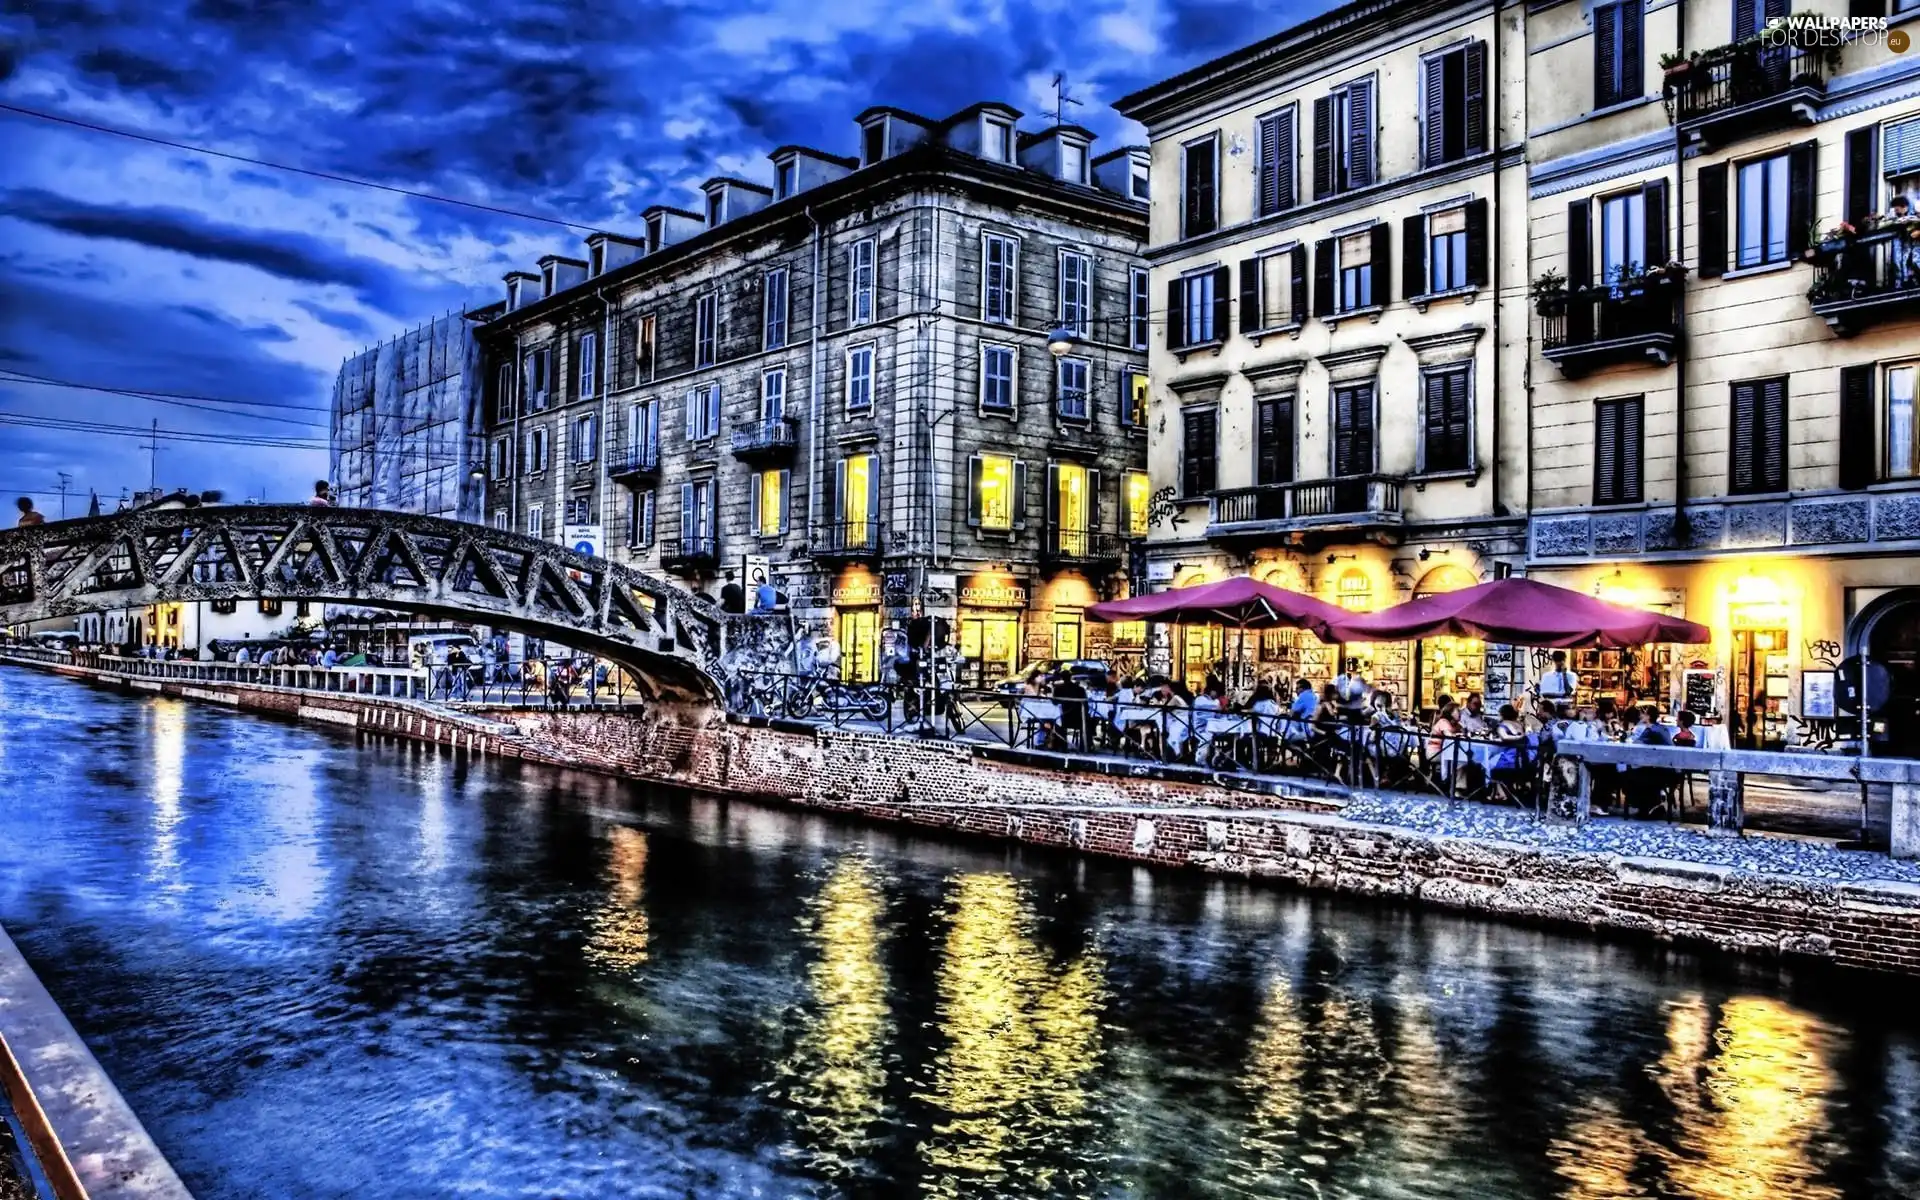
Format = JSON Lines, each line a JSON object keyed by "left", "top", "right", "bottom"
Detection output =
{"left": 1051, "top": 72, "right": 1082, "bottom": 129}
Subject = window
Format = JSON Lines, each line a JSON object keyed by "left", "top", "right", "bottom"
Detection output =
{"left": 1593, "top": 0, "right": 1644, "bottom": 109}
{"left": 1256, "top": 394, "right": 1295, "bottom": 485}
{"left": 1058, "top": 250, "right": 1091, "bottom": 336}
{"left": 577, "top": 332, "right": 598, "bottom": 397}
{"left": 1056, "top": 357, "right": 1090, "bottom": 421}
{"left": 1426, "top": 208, "right": 1469, "bottom": 293}
{"left": 1599, "top": 190, "right": 1647, "bottom": 281}
{"left": 646, "top": 214, "right": 663, "bottom": 250}
{"left": 1422, "top": 41, "right": 1488, "bottom": 167}
{"left": 764, "top": 268, "right": 789, "bottom": 350}
{"left": 762, "top": 368, "right": 786, "bottom": 421}
{"left": 685, "top": 384, "right": 720, "bottom": 442}
{"left": 210, "top": 598, "right": 236, "bottom": 614}
{"left": 862, "top": 120, "right": 886, "bottom": 165}
{"left": 634, "top": 314, "right": 656, "bottom": 380}
{"left": 295, "top": 601, "right": 311, "bottom": 618}
{"left": 846, "top": 344, "right": 874, "bottom": 412}
{"left": 1338, "top": 231, "right": 1374, "bottom": 311}
{"left": 1131, "top": 164, "right": 1150, "bottom": 201}
{"left": 1182, "top": 134, "right": 1218, "bottom": 238}
{"left": 705, "top": 190, "right": 724, "bottom": 226}
{"left": 971, "top": 452, "right": 1018, "bottom": 530}
{"left": 627, "top": 490, "right": 656, "bottom": 548}
{"left": 259, "top": 599, "right": 282, "bottom": 617}
{"left": 679, "top": 480, "right": 716, "bottom": 551}
{"left": 628, "top": 400, "right": 659, "bottom": 458}
{"left": 1888, "top": 363, "right": 1918, "bottom": 480}
{"left": 1732, "top": 0, "right": 1786, "bottom": 42}
{"left": 491, "top": 438, "right": 509, "bottom": 478}
{"left": 1129, "top": 268, "right": 1150, "bottom": 349}
{"left": 1333, "top": 384, "right": 1376, "bottom": 477}
{"left": 1421, "top": 367, "right": 1472, "bottom": 473}
{"left": 1313, "top": 78, "right": 1375, "bottom": 199}
{"left": 526, "top": 426, "right": 550, "bottom": 473}
{"left": 523, "top": 347, "right": 551, "bottom": 412}
{"left": 1050, "top": 462, "right": 1094, "bottom": 555}
{"left": 1594, "top": 396, "right": 1644, "bottom": 504}
{"left": 1730, "top": 377, "right": 1789, "bottom": 494}
{"left": 571, "top": 413, "right": 597, "bottom": 463}
{"left": 1181, "top": 408, "right": 1217, "bottom": 495}
{"left": 1256, "top": 107, "right": 1297, "bottom": 217}
{"left": 982, "top": 233, "right": 1018, "bottom": 324}
{"left": 494, "top": 510, "right": 509, "bottom": 532}
{"left": 1122, "top": 369, "right": 1148, "bottom": 428}
{"left": 528, "top": 505, "right": 545, "bottom": 539}
{"left": 495, "top": 363, "right": 515, "bottom": 419}
{"left": 751, "top": 469, "right": 789, "bottom": 537}
{"left": 1062, "top": 140, "right": 1087, "bottom": 184}
{"left": 981, "top": 344, "right": 1016, "bottom": 413}
{"left": 776, "top": 159, "right": 798, "bottom": 199}
{"left": 1250, "top": 246, "right": 1308, "bottom": 328}
{"left": 1124, "top": 470, "right": 1151, "bottom": 537}
{"left": 849, "top": 238, "right": 875, "bottom": 324}
{"left": 838, "top": 453, "right": 878, "bottom": 545}
{"left": 1179, "top": 269, "right": 1221, "bottom": 345}
{"left": 695, "top": 294, "right": 718, "bottom": 367}
{"left": 983, "top": 118, "right": 1012, "bottom": 163}
{"left": 565, "top": 495, "right": 591, "bottom": 525}
{"left": 1736, "top": 153, "right": 1791, "bottom": 269}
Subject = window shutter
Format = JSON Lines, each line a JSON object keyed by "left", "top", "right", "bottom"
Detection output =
{"left": 1335, "top": 387, "right": 1357, "bottom": 476}
{"left": 1698, "top": 163, "right": 1729, "bottom": 277}
{"left": 1465, "top": 41, "right": 1488, "bottom": 155}
{"left": 1567, "top": 199, "right": 1592, "bottom": 289}
{"left": 1012, "top": 460, "right": 1028, "bottom": 527}
{"left": 685, "top": 387, "right": 698, "bottom": 439}
{"left": 1313, "top": 96, "right": 1335, "bottom": 199}
{"left": 1620, "top": 1, "right": 1643, "bottom": 100}
{"left": 1731, "top": 383, "right": 1759, "bottom": 493}
{"left": 867, "top": 459, "right": 881, "bottom": 526}
{"left": 1596, "top": 402, "right": 1622, "bottom": 504}
{"left": 1622, "top": 400, "right": 1643, "bottom": 502}
{"left": 679, "top": 482, "right": 695, "bottom": 545}
{"left": 1045, "top": 462, "right": 1061, "bottom": 539}
{"left": 1594, "top": 3, "right": 1619, "bottom": 107}
{"left": 1465, "top": 198, "right": 1490, "bottom": 288}
{"left": 1838, "top": 365, "right": 1877, "bottom": 489}
{"left": 1256, "top": 397, "right": 1285, "bottom": 485}
{"left": 1183, "top": 140, "right": 1215, "bottom": 237}
{"left": 1290, "top": 245, "right": 1309, "bottom": 320}
{"left": 1850, "top": 0, "right": 1885, "bottom": 17}
{"left": 1764, "top": 0, "right": 1788, "bottom": 22}
{"left": 1403, "top": 214, "right": 1428, "bottom": 299}
{"left": 1210, "top": 266, "right": 1231, "bottom": 339}
{"left": 1642, "top": 180, "right": 1669, "bottom": 267}
{"left": 1761, "top": 377, "right": 1788, "bottom": 492}
{"left": 1088, "top": 469, "right": 1103, "bottom": 531}
{"left": 1166, "top": 278, "right": 1186, "bottom": 350}
{"left": 834, "top": 459, "right": 848, "bottom": 526}
{"left": 1423, "top": 55, "right": 1446, "bottom": 168}
{"left": 1787, "top": 141, "right": 1818, "bottom": 258}
{"left": 1263, "top": 109, "right": 1296, "bottom": 214}
{"left": 749, "top": 473, "right": 762, "bottom": 533}
{"left": 777, "top": 471, "right": 791, "bottom": 533}
{"left": 1422, "top": 373, "right": 1447, "bottom": 470}
{"left": 1734, "top": 0, "right": 1758, "bottom": 43}
{"left": 1348, "top": 79, "right": 1375, "bottom": 189}
{"left": 1447, "top": 369, "right": 1471, "bottom": 469}
{"left": 644, "top": 491, "right": 656, "bottom": 544}
{"left": 1369, "top": 223, "right": 1392, "bottom": 304}
{"left": 1845, "top": 125, "right": 1880, "bottom": 226}
{"left": 967, "top": 455, "right": 984, "bottom": 526}
{"left": 1239, "top": 258, "right": 1262, "bottom": 334}
{"left": 1313, "top": 239, "right": 1335, "bottom": 317}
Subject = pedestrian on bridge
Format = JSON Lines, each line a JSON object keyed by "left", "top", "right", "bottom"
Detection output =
{"left": 15, "top": 497, "right": 44, "bottom": 526}
{"left": 308, "top": 481, "right": 332, "bottom": 507}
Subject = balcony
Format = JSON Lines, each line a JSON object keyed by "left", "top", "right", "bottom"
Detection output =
{"left": 1538, "top": 277, "right": 1681, "bottom": 377}
{"left": 1807, "top": 225, "right": 1920, "bottom": 335}
{"left": 607, "top": 443, "right": 660, "bottom": 485}
{"left": 1207, "top": 476, "right": 1405, "bottom": 541}
{"left": 729, "top": 417, "right": 800, "bottom": 464}
{"left": 1041, "top": 528, "right": 1127, "bottom": 571}
{"left": 660, "top": 534, "right": 719, "bottom": 575}
{"left": 1663, "top": 40, "right": 1831, "bottom": 146}
{"left": 808, "top": 520, "right": 885, "bottom": 563}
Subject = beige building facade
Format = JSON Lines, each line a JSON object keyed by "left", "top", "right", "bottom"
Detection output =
{"left": 1117, "top": 0, "right": 1534, "bottom": 708}
{"left": 1524, "top": 0, "right": 1920, "bottom": 751}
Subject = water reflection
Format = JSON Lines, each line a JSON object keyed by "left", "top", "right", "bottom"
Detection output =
{"left": 918, "top": 872, "right": 1106, "bottom": 1197}
{"left": 775, "top": 855, "right": 892, "bottom": 1179}
{"left": 145, "top": 701, "right": 186, "bottom": 891}
{"left": 583, "top": 825, "right": 650, "bottom": 973}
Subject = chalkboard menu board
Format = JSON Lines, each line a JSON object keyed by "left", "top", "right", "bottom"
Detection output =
{"left": 1682, "top": 668, "right": 1717, "bottom": 717}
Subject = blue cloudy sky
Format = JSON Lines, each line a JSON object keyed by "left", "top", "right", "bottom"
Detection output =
{"left": 0, "top": 0, "right": 1315, "bottom": 514}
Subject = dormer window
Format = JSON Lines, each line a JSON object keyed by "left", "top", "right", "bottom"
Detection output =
{"left": 983, "top": 118, "right": 1012, "bottom": 163}
{"left": 507, "top": 278, "right": 523, "bottom": 309}
{"left": 646, "top": 215, "right": 663, "bottom": 250}
{"left": 542, "top": 265, "right": 557, "bottom": 296}
{"left": 1131, "top": 163, "right": 1150, "bottom": 201}
{"left": 862, "top": 119, "right": 887, "bottom": 166}
{"left": 776, "top": 159, "right": 798, "bottom": 199}
{"left": 588, "top": 243, "right": 605, "bottom": 277}
{"left": 1062, "top": 141, "right": 1087, "bottom": 185}
{"left": 706, "top": 191, "right": 724, "bottom": 226}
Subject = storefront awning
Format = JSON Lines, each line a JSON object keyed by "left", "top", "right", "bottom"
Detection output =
{"left": 1325, "top": 578, "right": 1711, "bottom": 648}
{"left": 1086, "top": 576, "right": 1348, "bottom": 642}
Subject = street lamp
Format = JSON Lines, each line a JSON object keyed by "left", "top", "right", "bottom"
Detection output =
{"left": 1046, "top": 327, "right": 1080, "bottom": 358}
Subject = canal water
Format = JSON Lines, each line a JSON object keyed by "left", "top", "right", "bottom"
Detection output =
{"left": 1, "top": 667, "right": 1918, "bottom": 1200}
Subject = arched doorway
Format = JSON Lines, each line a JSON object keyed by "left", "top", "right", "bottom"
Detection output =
{"left": 1850, "top": 588, "right": 1920, "bottom": 756}
{"left": 1413, "top": 564, "right": 1480, "bottom": 713}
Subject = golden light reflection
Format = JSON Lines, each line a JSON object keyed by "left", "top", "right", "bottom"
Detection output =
{"left": 1651, "top": 994, "right": 1842, "bottom": 1200}
{"left": 1549, "top": 1097, "right": 1648, "bottom": 1200}
{"left": 583, "top": 825, "right": 650, "bottom": 973}
{"left": 146, "top": 701, "right": 186, "bottom": 889}
{"left": 778, "top": 855, "right": 892, "bottom": 1179}
{"left": 918, "top": 872, "right": 1105, "bottom": 1197}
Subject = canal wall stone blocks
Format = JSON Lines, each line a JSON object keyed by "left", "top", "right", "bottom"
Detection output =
{"left": 13, "top": 652, "right": 1920, "bottom": 979}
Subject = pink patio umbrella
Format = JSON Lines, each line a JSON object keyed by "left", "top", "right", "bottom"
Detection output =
{"left": 1088, "top": 576, "right": 1349, "bottom": 643}
{"left": 1324, "top": 577, "right": 1710, "bottom": 648}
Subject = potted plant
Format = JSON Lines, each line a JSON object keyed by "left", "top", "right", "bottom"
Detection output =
{"left": 1530, "top": 268, "right": 1568, "bottom": 316}
{"left": 1659, "top": 50, "right": 1694, "bottom": 77}
{"left": 1818, "top": 221, "right": 1854, "bottom": 255}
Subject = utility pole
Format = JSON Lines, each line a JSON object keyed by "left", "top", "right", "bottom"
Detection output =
{"left": 148, "top": 419, "right": 159, "bottom": 493}
{"left": 56, "top": 471, "right": 70, "bottom": 519}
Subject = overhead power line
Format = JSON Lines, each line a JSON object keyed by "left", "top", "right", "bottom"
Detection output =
{"left": 0, "top": 413, "right": 328, "bottom": 449}
{"left": 0, "top": 368, "right": 332, "bottom": 413}
{"left": 0, "top": 372, "right": 327, "bottom": 430}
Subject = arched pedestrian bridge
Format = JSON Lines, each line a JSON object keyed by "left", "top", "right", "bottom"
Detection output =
{"left": 0, "top": 505, "right": 725, "bottom": 698}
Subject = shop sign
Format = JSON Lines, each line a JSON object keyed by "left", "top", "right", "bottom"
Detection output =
{"left": 960, "top": 580, "right": 1027, "bottom": 609}
{"left": 832, "top": 582, "right": 881, "bottom": 607}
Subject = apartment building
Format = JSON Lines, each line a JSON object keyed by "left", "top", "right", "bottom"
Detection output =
{"left": 1523, "top": 0, "right": 1920, "bottom": 750}
{"left": 471, "top": 104, "right": 1149, "bottom": 684}
{"left": 329, "top": 314, "right": 486, "bottom": 523}
{"left": 1116, "top": 0, "right": 1533, "bottom": 706}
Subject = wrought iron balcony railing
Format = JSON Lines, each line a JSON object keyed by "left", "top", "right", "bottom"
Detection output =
{"left": 1040, "top": 528, "right": 1126, "bottom": 568}
{"left": 808, "top": 520, "right": 885, "bottom": 562}
{"left": 729, "top": 417, "right": 800, "bottom": 462}
{"left": 1538, "top": 278, "right": 1681, "bottom": 376}
{"left": 1663, "top": 40, "right": 1830, "bottom": 142}
{"left": 1208, "top": 475, "right": 1404, "bottom": 537}
{"left": 1807, "top": 225, "right": 1920, "bottom": 335}
{"left": 660, "top": 533, "right": 719, "bottom": 574}
{"left": 607, "top": 443, "right": 661, "bottom": 483}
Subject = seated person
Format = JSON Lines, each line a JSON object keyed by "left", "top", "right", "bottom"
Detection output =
{"left": 1672, "top": 709, "right": 1700, "bottom": 747}
{"left": 1051, "top": 671, "right": 1089, "bottom": 749}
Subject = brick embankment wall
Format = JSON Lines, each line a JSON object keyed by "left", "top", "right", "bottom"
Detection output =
{"left": 10, "top": 655, "right": 1920, "bottom": 977}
